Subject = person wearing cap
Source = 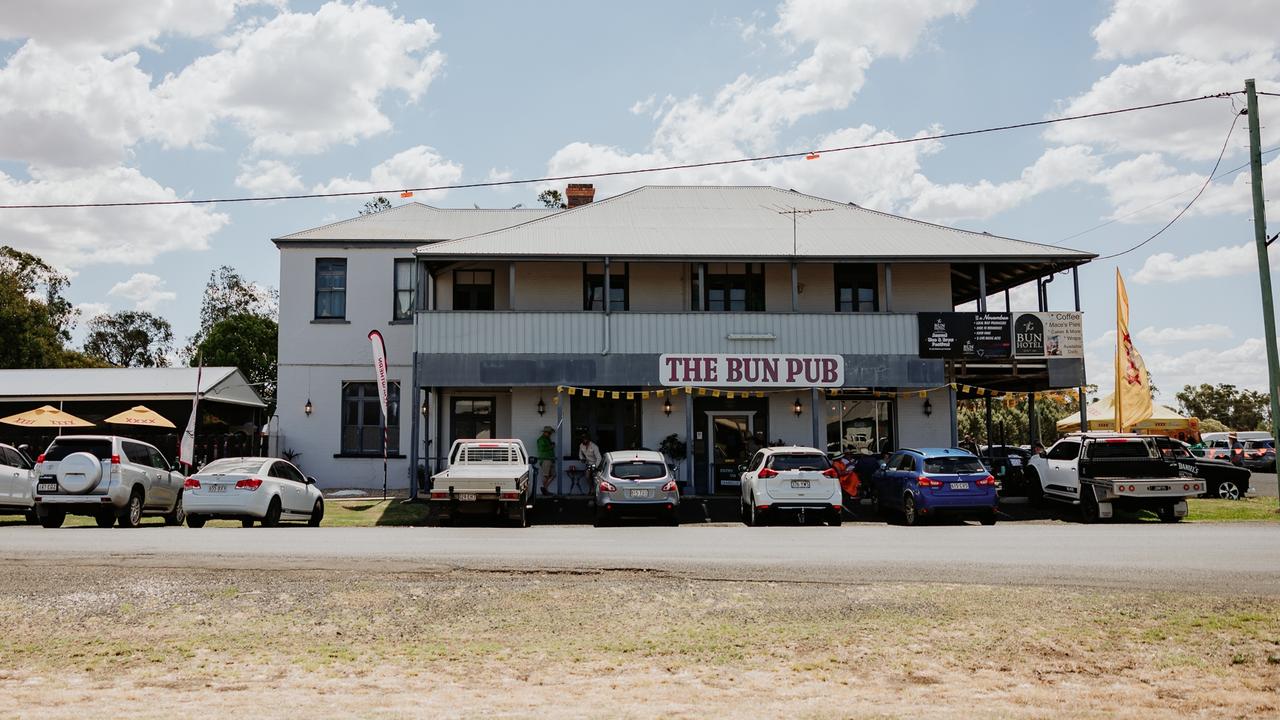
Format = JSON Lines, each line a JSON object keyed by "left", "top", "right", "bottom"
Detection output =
{"left": 536, "top": 425, "right": 556, "bottom": 495}
{"left": 578, "top": 433, "right": 602, "bottom": 470}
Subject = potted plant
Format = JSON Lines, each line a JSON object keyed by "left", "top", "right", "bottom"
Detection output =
{"left": 659, "top": 433, "right": 687, "bottom": 477}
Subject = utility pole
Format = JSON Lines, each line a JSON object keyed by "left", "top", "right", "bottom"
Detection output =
{"left": 1244, "top": 78, "right": 1280, "bottom": 506}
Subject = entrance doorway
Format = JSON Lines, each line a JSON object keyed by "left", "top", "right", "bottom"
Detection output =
{"left": 707, "top": 412, "right": 754, "bottom": 493}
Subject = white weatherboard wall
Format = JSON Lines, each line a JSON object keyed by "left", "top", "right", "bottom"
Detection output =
{"left": 889, "top": 263, "right": 951, "bottom": 312}
{"left": 277, "top": 245, "right": 417, "bottom": 490}
{"left": 896, "top": 392, "right": 952, "bottom": 449}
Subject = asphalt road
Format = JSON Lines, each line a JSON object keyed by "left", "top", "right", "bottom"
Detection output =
{"left": 1251, "top": 471, "right": 1278, "bottom": 497}
{"left": 2, "top": 522, "right": 1278, "bottom": 594}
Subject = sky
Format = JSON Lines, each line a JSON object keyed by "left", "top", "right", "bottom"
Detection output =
{"left": 0, "top": 0, "right": 1277, "bottom": 405}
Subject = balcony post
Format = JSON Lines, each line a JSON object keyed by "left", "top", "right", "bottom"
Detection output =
{"left": 791, "top": 262, "right": 799, "bottom": 312}
{"left": 810, "top": 387, "right": 822, "bottom": 449}
{"left": 695, "top": 263, "right": 705, "bottom": 311}
{"left": 684, "top": 391, "right": 695, "bottom": 493}
{"left": 603, "top": 257, "right": 611, "bottom": 315}
{"left": 977, "top": 263, "right": 987, "bottom": 312}
{"left": 884, "top": 263, "right": 893, "bottom": 312}
{"left": 509, "top": 262, "right": 517, "bottom": 310}
{"left": 426, "top": 271, "right": 435, "bottom": 311}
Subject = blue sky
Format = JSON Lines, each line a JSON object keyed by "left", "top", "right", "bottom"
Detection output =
{"left": 0, "top": 0, "right": 1277, "bottom": 403}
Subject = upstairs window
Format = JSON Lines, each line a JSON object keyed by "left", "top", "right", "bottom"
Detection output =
{"left": 692, "top": 263, "right": 765, "bottom": 312}
{"left": 583, "top": 262, "right": 629, "bottom": 311}
{"left": 453, "top": 270, "right": 495, "bottom": 310}
{"left": 315, "top": 258, "right": 347, "bottom": 319}
{"left": 835, "top": 264, "right": 878, "bottom": 312}
{"left": 393, "top": 259, "right": 416, "bottom": 321}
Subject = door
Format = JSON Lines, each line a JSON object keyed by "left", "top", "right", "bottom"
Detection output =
{"left": 271, "top": 462, "right": 307, "bottom": 514}
{"left": 148, "top": 446, "right": 178, "bottom": 508}
{"left": 1044, "top": 440, "right": 1082, "bottom": 492}
{"left": 0, "top": 446, "right": 20, "bottom": 502}
{"left": 707, "top": 413, "right": 753, "bottom": 493}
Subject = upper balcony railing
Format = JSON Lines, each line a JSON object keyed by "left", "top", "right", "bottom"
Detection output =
{"left": 415, "top": 311, "right": 919, "bottom": 356}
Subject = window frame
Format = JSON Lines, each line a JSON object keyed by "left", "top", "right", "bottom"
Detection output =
{"left": 452, "top": 269, "right": 495, "bottom": 311}
{"left": 582, "top": 262, "right": 630, "bottom": 311}
{"left": 392, "top": 258, "right": 416, "bottom": 322}
{"left": 1046, "top": 441, "right": 1081, "bottom": 461}
{"left": 340, "top": 381, "right": 401, "bottom": 456}
{"left": 692, "top": 263, "right": 766, "bottom": 312}
{"left": 834, "top": 263, "right": 879, "bottom": 313}
{"left": 315, "top": 258, "right": 348, "bottom": 320}
{"left": 449, "top": 396, "right": 497, "bottom": 443}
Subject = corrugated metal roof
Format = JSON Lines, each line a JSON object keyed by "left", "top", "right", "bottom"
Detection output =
{"left": 274, "top": 202, "right": 558, "bottom": 242}
{"left": 0, "top": 367, "right": 266, "bottom": 407}
{"left": 414, "top": 186, "right": 1095, "bottom": 262}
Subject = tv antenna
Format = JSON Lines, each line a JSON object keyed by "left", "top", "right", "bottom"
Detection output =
{"left": 775, "top": 206, "right": 833, "bottom": 255}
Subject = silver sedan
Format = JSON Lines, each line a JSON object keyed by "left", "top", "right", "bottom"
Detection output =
{"left": 592, "top": 450, "right": 679, "bottom": 526}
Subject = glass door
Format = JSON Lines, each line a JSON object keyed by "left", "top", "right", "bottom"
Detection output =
{"left": 707, "top": 412, "right": 753, "bottom": 493}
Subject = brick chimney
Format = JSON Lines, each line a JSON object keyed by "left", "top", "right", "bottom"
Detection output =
{"left": 566, "top": 183, "right": 595, "bottom": 208}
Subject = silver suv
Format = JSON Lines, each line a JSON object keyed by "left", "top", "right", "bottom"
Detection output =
{"left": 34, "top": 435, "right": 185, "bottom": 528}
{"left": 0, "top": 443, "right": 36, "bottom": 523}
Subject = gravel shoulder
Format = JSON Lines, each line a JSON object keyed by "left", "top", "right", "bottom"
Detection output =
{"left": 1, "top": 564, "right": 1277, "bottom": 719}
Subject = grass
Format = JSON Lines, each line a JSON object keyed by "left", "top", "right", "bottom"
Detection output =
{"left": 1187, "top": 496, "right": 1280, "bottom": 522}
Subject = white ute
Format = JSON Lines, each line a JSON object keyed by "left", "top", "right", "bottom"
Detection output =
{"left": 428, "top": 439, "right": 532, "bottom": 526}
{"left": 1026, "top": 432, "right": 1201, "bottom": 523}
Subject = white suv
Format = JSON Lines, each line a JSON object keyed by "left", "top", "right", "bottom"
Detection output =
{"left": 33, "top": 435, "right": 186, "bottom": 528}
{"left": 0, "top": 443, "right": 36, "bottom": 523}
{"left": 739, "top": 446, "right": 843, "bottom": 526}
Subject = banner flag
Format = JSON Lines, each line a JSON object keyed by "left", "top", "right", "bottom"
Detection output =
{"left": 1114, "top": 270, "right": 1153, "bottom": 431}
{"left": 368, "top": 330, "right": 391, "bottom": 498}
{"left": 178, "top": 357, "right": 202, "bottom": 467}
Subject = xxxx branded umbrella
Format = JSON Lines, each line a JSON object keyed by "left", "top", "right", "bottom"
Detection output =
{"left": 103, "top": 405, "right": 176, "bottom": 429}
{"left": 0, "top": 404, "right": 95, "bottom": 428}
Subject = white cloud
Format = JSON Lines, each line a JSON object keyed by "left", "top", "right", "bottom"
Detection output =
{"left": 235, "top": 159, "right": 303, "bottom": 196}
{"left": 0, "top": 1, "right": 270, "bottom": 56}
{"left": 1092, "top": 0, "right": 1278, "bottom": 61}
{"left": 108, "top": 272, "right": 178, "bottom": 312}
{"left": 907, "top": 145, "right": 1101, "bottom": 221}
{"left": 313, "top": 145, "right": 463, "bottom": 201}
{"left": 485, "top": 167, "right": 514, "bottom": 183}
{"left": 1136, "top": 324, "right": 1233, "bottom": 344}
{"left": 0, "top": 42, "right": 156, "bottom": 168}
{"left": 74, "top": 302, "right": 111, "bottom": 322}
{"left": 0, "top": 165, "right": 229, "bottom": 268}
{"left": 1132, "top": 242, "right": 1280, "bottom": 284}
{"left": 154, "top": 1, "right": 444, "bottom": 155}
{"left": 1147, "top": 338, "right": 1273, "bottom": 396}
{"left": 954, "top": 279, "right": 1041, "bottom": 313}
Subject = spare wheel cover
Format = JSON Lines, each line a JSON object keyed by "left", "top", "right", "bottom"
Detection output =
{"left": 58, "top": 452, "right": 104, "bottom": 493}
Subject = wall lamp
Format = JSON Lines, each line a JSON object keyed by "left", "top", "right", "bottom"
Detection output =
{"left": 304, "top": 398, "right": 313, "bottom": 416}
{"left": 793, "top": 398, "right": 803, "bottom": 417}
{"left": 536, "top": 398, "right": 546, "bottom": 416}
{"left": 421, "top": 400, "right": 428, "bottom": 417}
{"left": 923, "top": 398, "right": 933, "bottom": 417}
{"left": 663, "top": 398, "right": 672, "bottom": 416}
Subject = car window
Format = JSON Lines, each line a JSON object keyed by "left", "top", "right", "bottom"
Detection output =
{"left": 280, "top": 462, "right": 306, "bottom": 483}
{"left": 1085, "top": 440, "right": 1156, "bottom": 459}
{"left": 149, "top": 447, "right": 170, "bottom": 471}
{"left": 1045, "top": 441, "right": 1080, "bottom": 461}
{"left": 44, "top": 438, "right": 114, "bottom": 462}
{"left": 894, "top": 454, "right": 917, "bottom": 472}
{"left": 746, "top": 451, "right": 766, "bottom": 472}
{"left": 121, "top": 442, "right": 152, "bottom": 466}
{"left": 923, "top": 456, "right": 985, "bottom": 474}
{"left": 1, "top": 447, "right": 20, "bottom": 468}
{"left": 610, "top": 461, "right": 667, "bottom": 480}
{"left": 201, "top": 458, "right": 265, "bottom": 474}
{"left": 269, "top": 461, "right": 295, "bottom": 481}
{"left": 767, "top": 453, "right": 831, "bottom": 471}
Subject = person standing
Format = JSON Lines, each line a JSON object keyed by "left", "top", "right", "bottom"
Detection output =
{"left": 536, "top": 425, "right": 556, "bottom": 495}
{"left": 578, "top": 433, "right": 602, "bottom": 470}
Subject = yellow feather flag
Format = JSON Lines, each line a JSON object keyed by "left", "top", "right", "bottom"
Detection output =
{"left": 1115, "top": 269, "right": 1153, "bottom": 431}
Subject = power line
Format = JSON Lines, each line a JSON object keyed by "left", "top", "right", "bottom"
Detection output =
{"left": 1096, "top": 111, "right": 1242, "bottom": 261}
{"left": 1057, "top": 145, "right": 1280, "bottom": 244}
{"left": 0, "top": 91, "right": 1241, "bottom": 211}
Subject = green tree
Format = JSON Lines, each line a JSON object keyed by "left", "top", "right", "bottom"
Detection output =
{"left": 1175, "top": 383, "right": 1271, "bottom": 430}
{"left": 0, "top": 246, "right": 86, "bottom": 368}
{"left": 537, "top": 189, "right": 566, "bottom": 209}
{"left": 193, "top": 313, "right": 278, "bottom": 412}
{"left": 184, "top": 266, "right": 277, "bottom": 359}
{"left": 83, "top": 311, "right": 174, "bottom": 367}
{"left": 360, "top": 196, "right": 393, "bottom": 215}
{"left": 1199, "top": 418, "right": 1229, "bottom": 434}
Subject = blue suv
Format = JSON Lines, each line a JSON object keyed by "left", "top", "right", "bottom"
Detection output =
{"left": 870, "top": 448, "right": 998, "bottom": 526}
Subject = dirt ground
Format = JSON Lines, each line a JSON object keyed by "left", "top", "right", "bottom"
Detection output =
{"left": 0, "top": 564, "right": 1277, "bottom": 719}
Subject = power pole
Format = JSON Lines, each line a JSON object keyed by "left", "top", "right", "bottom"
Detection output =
{"left": 1244, "top": 78, "right": 1280, "bottom": 506}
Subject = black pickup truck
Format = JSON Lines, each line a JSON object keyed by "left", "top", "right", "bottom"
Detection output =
{"left": 1152, "top": 436, "right": 1251, "bottom": 500}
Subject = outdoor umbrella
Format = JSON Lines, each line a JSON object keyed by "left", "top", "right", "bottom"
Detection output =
{"left": 0, "top": 405, "right": 95, "bottom": 428}
{"left": 103, "top": 405, "right": 176, "bottom": 429}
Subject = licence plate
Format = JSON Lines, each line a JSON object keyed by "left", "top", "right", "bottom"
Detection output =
{"left": 626, "top": 489, "right": 651, "bottom": 498}
{"left": 208, "top": 484, "right": 226, "bottom": 493}
{"left": 457, "top": 493, "right": 476, "bottom": 502}
{"left": 37, "top": 482, "right": 58, "bottom": 493}
{"left": 1150, "top": 485, "right": 1170, "bottom": 491}
{"left": 951, "top": 482, "right": 969, "bottom": 490}
{"left": 790, "top": 479, "right": 810, "bottom": 489}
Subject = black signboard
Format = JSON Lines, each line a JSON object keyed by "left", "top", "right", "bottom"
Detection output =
{"left": 918, "top": 312, "right": 1012, "bottom": 358}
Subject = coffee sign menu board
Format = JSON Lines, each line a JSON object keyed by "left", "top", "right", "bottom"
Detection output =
{"left": 1012, "top": 312, "right": 1084, "bottom": 358}
{"left": 918, "top": 313, "right": 1012, "bottom": 358}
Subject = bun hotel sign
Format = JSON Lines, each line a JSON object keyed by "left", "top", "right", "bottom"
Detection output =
{"left": 660, "top": 354, "right": 844, "bottom": 388}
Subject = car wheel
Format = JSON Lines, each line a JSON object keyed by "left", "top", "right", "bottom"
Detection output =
{"left": 94, "top": 508, "right": 115, "bottom": 528}
{"left": 749, "top": 497, "right": 767, "bottom": 527}
{"left": 592, "top": 508, "right": 609, "bottom": 528}
{"left": 1079, "top": 488, "right": 1100, "bottom": 524}
{"left": 1026, "top": 469, "right": 1044, "bottom": 504}
{"left": 241, "top": 518, "right": 255, "bottom": 528}
{"left": 1155, "top": 503, "right": 1183, "bottom": 523}
{"left": 261, "top": 497, "right": 282, "bottom": 527}
{"left": 308, "top": 499, "right": 324, "bottom": 527}
{"left": 902, "top": 494, "right": 920, "bottom": 526}
{"left": 980, "top": 511, "right": 998, "bottom": 526}
{"left": 164, "top": 491, "right": 185, "bottom": 526}
{"left": 117, "top": 489, "right": 144, "bottom": 528}
{"left": 186, "top": 515, "right": 207, "bottom": 528}
{"left": 37, "top": 506, "right": 65, "bottom": 529}
{"left": 740, "top": 499, "right": 750, "bottom": 525}
{"left": 828, "top": 509, "right": 843, "bottom": 527}
{"left": 23, "top": 509, "right": 38, "bottom": 525}
{"left": 1216, "top": 480, "right": 1241, "bottom": 501}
